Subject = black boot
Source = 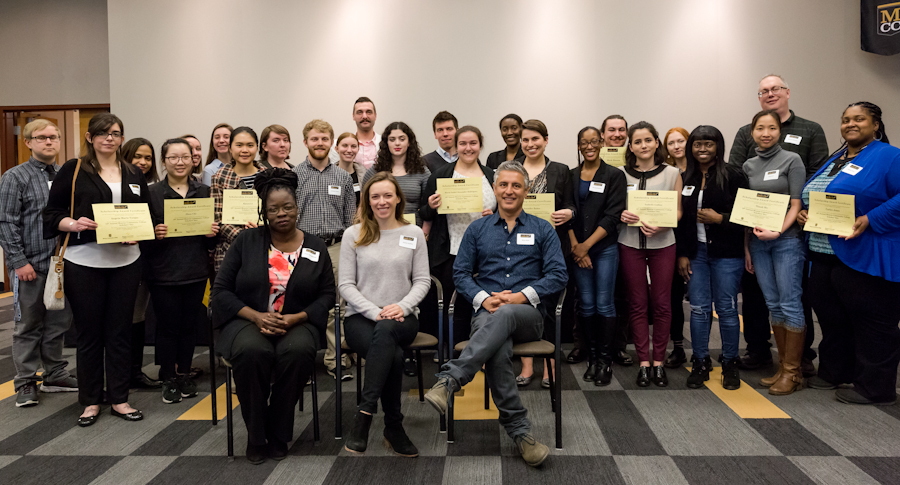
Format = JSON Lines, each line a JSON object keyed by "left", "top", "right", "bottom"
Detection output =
{"left": 344, "top": 412, "right": 372, "bottom": 453}
{"left": 595, "top": 316, "right": 617, "bottom": 386}
{"left": 581, "top": 314, "right": 600, "bottom": 382}
{"left": 383, "top": 423, "right": 419, "bottom": 457}
{"left": 567, "top": 312, "right": 587, "bottom": 363}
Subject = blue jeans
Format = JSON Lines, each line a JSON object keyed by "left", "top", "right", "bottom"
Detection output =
{"left": 748, "top": 236, "right": 806, "bottom": 330}
{"left": 686, "top": 244, "right": 744, "bottom": 360}
{"left": 573, "top": 244, "right": 619, "bottom": 317}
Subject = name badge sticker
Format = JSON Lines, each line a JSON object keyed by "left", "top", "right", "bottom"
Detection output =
{"left": 399, "top": 235, "right": 417, "bottom": 249}
{"left": 763, "top": 170, "right": 780, "bottom": 181}
{"left": 784, "top": 134, "right": 803, "bottom": 145}
{"left": 682, "top": 185, "right": 695, "bottom": 196}
{"left": 301, "top": 248, "right": 320, "bottom": 262}
{"left": 589, "top": 182, "right": 606, "bottom": 193}
{"left": 129, "top": 184, "right": 141, "bottom": 196}
{"left": 47, "top": 181, "right": 53, "bottom": 190}
{"left": 327, "top": 185, "right": 342, "bottom": 196}
{"left": 626, "top": 184, "right": 636, "bottom": 192}
{"left": 516, "top": 233, "right": 535, "bottom": 246}
{"left": 842, "top": 163, "right": 863, "bottom": 176}
{"left": 353, "top": 183, "right": 360, "bottom": 192}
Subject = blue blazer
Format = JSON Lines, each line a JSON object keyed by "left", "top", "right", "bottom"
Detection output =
{"left": 803, "top": 140, "right": 900, "bottom": 282}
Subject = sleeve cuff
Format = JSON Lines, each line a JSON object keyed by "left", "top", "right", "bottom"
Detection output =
{"left": 522, "top": 286, "right": 540, "bottom": 307}
{"left": 473, "top": 290, "right": 490, "bottom": 311}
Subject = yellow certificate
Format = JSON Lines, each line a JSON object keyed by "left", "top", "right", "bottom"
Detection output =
{"left": 805, "top": 192, "right": 855, "bottom": 237}
{"left": 523, "top": 193, "right": 555, "bottom": 224}
{"left": 164, "top": 198, "right": 214, "bottom": 237}
{"left": 91, "top": 203, "right": 155, "bottom": 244}
{"left": 222, "top": 189, "right": 261, "bottom": 224}
{"left": 600, "top": 147, "right": 627, "bottom": 167}
{"left": 730, "top": 188, "right": 791, "bottom": 232}
{"left": 437, "top": 178, "right": 483, "bottom": 214}
{"left": 627, "top": 190, "right": 678, "bottom": 227}
{"left": 403, "top": 213, "right": 417, "bottom": 224}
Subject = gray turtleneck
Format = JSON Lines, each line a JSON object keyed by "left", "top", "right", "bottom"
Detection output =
{"left": 742, "top": 144, "right": 805, "bottom": 237}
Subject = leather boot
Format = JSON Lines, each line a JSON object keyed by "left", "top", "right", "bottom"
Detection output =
{"left": 567, "top": 312, "right": 587, "bottom": 364}
{"left": 594, "top": 316, "right": 617, "bottom": 386}
{"left": 582, "top": 314, "right": 600, "bottom": 381}
{"left": 344, "top": 412, "right": 373, "bottom": 453}
{"left": 760, "top": 325, "right": 787, "bottom": 387}
{"left": 769, "top": 327, "right": 805, "bottom": 396}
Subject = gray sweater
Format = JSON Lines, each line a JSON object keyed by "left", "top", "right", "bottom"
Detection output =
{"left": 743, "top": 144, "right": 805, "bottom": 238}
{"left": 339, "top": 223, "right": 431, "bottom": 320}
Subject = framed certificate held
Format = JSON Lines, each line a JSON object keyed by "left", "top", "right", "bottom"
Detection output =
{"left": 222, "top": 189, "right": 262, "bottom": 224}
{"left": 627, "top": 190, "right": 678, "bottom": 227}
{"left": 599, "top": 147, "right": 627, "bottom": 167}
{"left": 805, "top": 192, "right": 856, "bottom": 237}
{"left": 437, "top": 178, "right": 483, "bottom": 214}
{"left": 730, "top": 188, "right": 792, "bottom": 232}
{"left": 164, "top": 198, "right": 215, "bottom": 237}
{"left": 91, "top": 203, "right": 155, "bottom": 244}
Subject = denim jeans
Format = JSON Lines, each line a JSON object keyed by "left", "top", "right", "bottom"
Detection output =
{"left": 748, "top": 236, "right": 806, "bottom": 330}
{"left": 686, "top": 244, "right": 744, "bottom": 361}
{"left": 573, "top": 244, "right": 618, "bottom": 318}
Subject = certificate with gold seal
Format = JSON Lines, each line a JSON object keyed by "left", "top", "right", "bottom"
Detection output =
{"left": 600, "top": 147, "right": 627, "bottom": 167}
{"left": 222, "top": 189, "right": 261, "bottom": 224}
{"left": 730, "top": 188, "right": 791, "bottom": 233}
{"left": 437, "top": 178, "right": 483, "bottom": 214}
{"left": 627, "top": 190, "right": 678, "bottom": 227}
{"left": 523, "top": 193, "right": 555, "bottom": 224}
{"left": 91, "top": 203, "right": 155, "bottom": 244}
{"left": 805, "top": 192, "right": 855, "bottom": 237}
{"left": 164, "top": 198, "right": 214, "bottom": 237}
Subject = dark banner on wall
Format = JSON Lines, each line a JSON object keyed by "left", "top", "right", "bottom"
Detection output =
{"left": 862, "top": 0, "right": 900, "bottom": 55}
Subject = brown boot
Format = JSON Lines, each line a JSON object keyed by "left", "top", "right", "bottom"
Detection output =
{"left": 759, "top": 325, "right": 786, "bottom": 387}
{"left": 769, "top": 327, "right": 805, "bottom": 396}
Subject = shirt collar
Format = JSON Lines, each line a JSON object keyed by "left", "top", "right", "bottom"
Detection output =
{"left": 28, "top": 156, "right": 53, "bottom": 169}
{"left": 783, "top": 110, "right": 795, "bottom": 126}
{"left": 303, "top": 157, "right": 333, "bottom": 172}
{"left": 437, "top": 147, "right": 459, "bottom": 163}
{"left": 490, "top": 209, "right": 529, "bottom": 227}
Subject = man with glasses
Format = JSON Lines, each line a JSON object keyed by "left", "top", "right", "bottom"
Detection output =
{"left": 728, "top": 73, "right": 829, "bottom": 375}
{"left": 329, "top": 97, "right": 379, "bottom": 169}
{"left": 0, "top": 119, "right": 77, "bottom": 407}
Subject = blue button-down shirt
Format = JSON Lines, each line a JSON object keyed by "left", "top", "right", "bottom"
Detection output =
{"left": 437, "top": 147, "right": 459, "bottom": 163}
{"left": 453, "top": 211, "right": 567, "bottom": 314}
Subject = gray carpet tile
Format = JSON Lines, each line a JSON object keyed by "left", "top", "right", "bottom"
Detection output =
{"left": 628, "top": 390, "right": 780, "bottom": 456}
{"left": 131, "top": 421, "right": 215, "bottom": 456}
{"left": 789, "top": 456, "right": 882, "bottom": 485}
{"left": 446, "top": 421, "right": 502, "bottom": 456}
{"left": 90, "top": 456, "right": 177, "bottom": 485}
{"left": 614, "top": 455, "right": 689, "bottom": 485}
{"left": 585, "top": 391, "right": 666, "bottom": 456}
{"left": 846, "top": 457, "right": 900, "bottom": 485}
{"left": 875, "top": 400, "right": 900, "bottom": 423}
{"left": 263, "top": 456, "right": 336, "bottom": 485}
{"left": 442, "top": 456, "right": 501, "bottom": 485}
{"left": 323, "top": 456, "right": 445, "bottom": 485}
{"left": 673, "top": 456, "right": 816, "bottom": 485}
{"left": 745, "top": 418, "right": 840, "bottom": 456}
{"left": 615, "top": 364, "right": 692, "bottom": 391}
{"left": 568, "top": 359, "right": 626, "bottom": 391}
{"left": 0, "top": 455, "right": 20, "bottom": 470}
{"left": 148, "top": 456, "right": 280, "bottom": 484}
{"left": 290, "top": 392, "right": 356, "bottom": 457}
{"left": 0, "top": 455, "right": 122, "bottom": 485}
{"left": 0, "top": 391, "right": 79, "bottom": 442}
{"left": 500, "top": 455, "right": 625, "bottom": 485}
{"left": 337, "top": 394, "right": 447, "bottom": 457}
{"left": 0, "top": 402, "right": 82, "bottom": 455}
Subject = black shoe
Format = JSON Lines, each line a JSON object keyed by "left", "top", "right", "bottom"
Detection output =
{"left": 583, "top": 360, "right": 599, "bottom": 382}
{"left": 177, "top": 375, "right": 199, "bottom": 398}
{"left": 246, "top": 442, "right": 267, "bottom": 465}
{"left": 131, "top": 372, "right": 162, "bottom": 389}
{"left": 721, "top": 359, "right": 741, "bottom": 391}
{"left": 566, "top": 347, "right": 586, "bottom": 364}
{"left": 636, "top": 366, "right": 651, "bottom": 387}
{"left": 835, "top": 388, "right": 897, "bottom": 406}
{"left": 344, "top": 412, "right": 373, "bottom": 453}
{"left": 807, "top": 376, "right": 839, "bottom": 390}
{"left": 663, "top": 348, "right": 687, "bottom": 368}
{"left": 188, "top": 367, "right": 204, "bottom": 379}
{"left": 15, "top": 383, "right": 39, "bottom": 407}
{"left": 111, "top": 408, "right": 144, "bottom": 421}
{"left": 594, "top": 361, "right": 612, "bottom": 386}
{"left": 403, "top": 357, "right": 418, "bottom": 377}
{"left": 737, "top": 351, "right": 773, "bottom": 370}
{"left": 686, "top": 356, "right": 712, "bottom": 389}
{"left": 77, "top": 413, "right": 99, "bottom": 427}
{"left": 269, "top": 440, "right": 288, "bottom": 461}
{"left": 383, "top": 424, "right": 419, "bottom": 457}
{"left": 614, "top": 350, "right": 634, "bottom": 367}
{"left": 161, "top": 379, "right": 182, "bottom": 404}
{"left": 652, "top": 365, "right": 668, "bottom": 387}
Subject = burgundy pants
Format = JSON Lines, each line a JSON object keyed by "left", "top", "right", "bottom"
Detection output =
{"left": 619, "top": 244, "right": 676, "bottom": 363}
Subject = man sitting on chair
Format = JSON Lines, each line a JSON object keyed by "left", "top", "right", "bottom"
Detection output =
{"left": 424, "top": 161, "right": 567, "bottom": 467}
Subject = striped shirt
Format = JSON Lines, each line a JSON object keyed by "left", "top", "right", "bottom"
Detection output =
{"left": 0, "top": 157, "right": 60, "bottom": 274}
{"left": 293, "top": 158, "right": 356, "bottom": 238}
{"left": 802, "top": 161, "right": 840, "bottom": 255}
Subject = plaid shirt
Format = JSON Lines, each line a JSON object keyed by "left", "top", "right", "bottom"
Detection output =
{"left": 211, "top": 161, "right": 261, "bottom": 271}
{"left": 0, "top": 158, "right": 60, "bottom": 274}
{"left": 293, "top": 158, "right": 355, "bottom": 238}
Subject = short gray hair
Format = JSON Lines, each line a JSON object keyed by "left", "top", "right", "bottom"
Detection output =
{"left": 759, "top": 73, "right": 789, "bottom": 89}
{"left": 494, "top": 161, "right": 531, "bottom": 188}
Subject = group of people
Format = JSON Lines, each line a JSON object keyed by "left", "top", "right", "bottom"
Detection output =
{"left": 1, "top": 74, "right": 898, "bottom": 468}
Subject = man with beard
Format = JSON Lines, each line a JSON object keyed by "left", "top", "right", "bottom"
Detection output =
{"left": 329, "top": 97, "right": 379, "bottom": 169}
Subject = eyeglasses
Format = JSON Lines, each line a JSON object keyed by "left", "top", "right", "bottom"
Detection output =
{"left": 164, "top": 155, "right": 192, "bottom": 163}
{"left": 29, "top": 135, "right": 60, "bottom": 142}
{"left": 692, "top": 141, "right": 716, "bottom": 150}
{"left": 96, "top": 131, "right": 123, "bottom": 140}
{"left": 579, "top": 139, "right": 602, "bottom": 148}
{"left": 757, "top": 86, "right": 787, "bottom": 98}
{"left": 266, "top": 205, "right": 297, "bottom": 216}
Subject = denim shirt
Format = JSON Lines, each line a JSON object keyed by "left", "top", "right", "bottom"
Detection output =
{"left": 453, "top": 210, "right": 568, "bottom": 314}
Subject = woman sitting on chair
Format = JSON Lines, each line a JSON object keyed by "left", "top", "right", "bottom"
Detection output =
{"left": 340, "top": 171, "right": 431, "bottom": 457}
{"left": 211, "top": 168, "right": 334, "bottom": 464}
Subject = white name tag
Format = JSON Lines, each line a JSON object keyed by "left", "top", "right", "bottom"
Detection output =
{"left": 327, "top": 185, "right": 342, "bottom": 196}
{"left": 517, "top": 233, "right": 535, "bottom": 245}
{"left": 399, "top": 235, "right": 417, "bottom": 249}
{"left": 682, "top": 185, "right": 695, "bottom": 196}
{"left": 353, "top": 183, "right": 360, "bottom": 193}
{"left": 763, "top": 170, "right": 780, "bottom": 181}
{"left": 784, "top": 134, "right": 803, "bottom": 145}
{"left": 842, "top": 163, "right": 863, "bottom": 176}
{"left": 301, "top": 248, "right": 320, "bottom": 262}
{"left": 129, "top": 184, "right": 141, "bottom": 196}
{"left": 626, "top": 184, "right": 636, "bottom": 192}
{"left": 47, "top": 181, "right": 53, "bottom": 190}
{"left": 589, "top": 182, "right": 606, "bottom": 193}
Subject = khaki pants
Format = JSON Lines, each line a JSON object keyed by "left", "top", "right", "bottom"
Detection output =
{"left": 323, "top": 242, "right": 350, "bottom": 371}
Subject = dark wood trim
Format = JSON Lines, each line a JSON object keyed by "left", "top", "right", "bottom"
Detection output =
{"left": 0, "top": 103, "right": 110, "bottom": 112}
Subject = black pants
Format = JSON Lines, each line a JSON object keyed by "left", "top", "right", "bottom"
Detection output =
{"left": 742, "top": 267, "right": 817, "bottom": 359}
{"left": 344, "top": 313, "right": 418, "bottom": 426}
{"left": 223, "top": 319, "right": 317, "bottom": 446}
{"left": 808, "top": 255, "right": 900, "bottom": 402}
{"left": 420, "top": 256, "right": 471, "bottom": 347}
{"left": 149, "top": 281, "right": 207, "bottom": 381}
{"left": 66, "top": 259, "right": 141, "bottom": 406}
{"left": 670, "top": 268, "right": 686, "bottom": 342}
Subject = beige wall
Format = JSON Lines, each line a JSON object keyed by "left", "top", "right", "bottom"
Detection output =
{"left": 0, "top": 0, "right": 110, "bottom": 106}
{"left": 97, "top": 0, "right": 896, "bottom": 166}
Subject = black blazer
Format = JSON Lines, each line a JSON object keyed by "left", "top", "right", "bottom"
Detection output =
{"left": 675, "top": 164, "right": 748, "bottom": 260}
{"left": 43, "top": 158, "right": 151, "bottom": 246}
{"left": 516, "top": 156, "right": 576, "bottom": 254}
{"left": 420, "top": 161, "right": 494, "bottom": 268}
{"left": 570, "top": 161, "right": 627, "bottom": 256}
{"left": 423, "top": 150, "right": 451, "bottom": 174}
{"left": 211, "top": 228, "right": 334, "bottom": 350}
{"left": 143, "top": 177, "right": 217, "bottom": 285}
{"left": 485, "top": 146, "right": 525, "bottom": 170}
